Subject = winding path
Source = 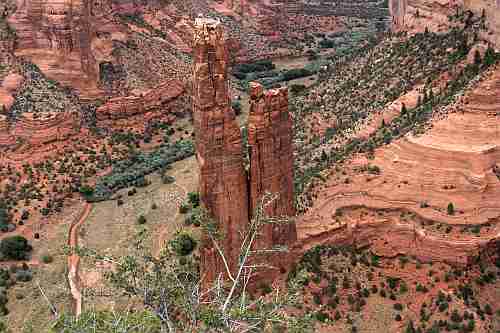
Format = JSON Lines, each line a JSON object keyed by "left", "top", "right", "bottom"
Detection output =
{"left": 67, "top": 202, "right": 92, "bottom": 317}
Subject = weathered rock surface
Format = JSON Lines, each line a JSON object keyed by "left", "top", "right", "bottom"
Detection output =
{"left": 193, "top": 21, "right": 297, "bottom": 284}
{"left": 192, "top": 18, "right": 250, "bottom": 283}
{"left": 8, "top": 0, "right": 102, "bottom": 98}
{"left": 464, "top": 0, "right": 500, "bottom": 47}
{"left": 96, "top": 79, "right": 184, "bottom": 121}
{"left": 0, "top": 115, "right": 15, "bottom": 146}
{"left": 248, "top": 82, "right": 296, "bottom": 248}
{"left": 298, "top": 64, "right": 500, "bottom": 264}
{"left": 10, "top": 111, "right": 79, "bottom": 146}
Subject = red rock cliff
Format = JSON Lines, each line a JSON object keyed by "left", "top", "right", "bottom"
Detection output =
{"left": 192, "top": 18, "right": 249, "bottom": 282}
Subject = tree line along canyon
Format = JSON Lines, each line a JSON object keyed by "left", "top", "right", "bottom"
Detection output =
{"left": 0, "top": 0, "right": 500, "bottom": 332}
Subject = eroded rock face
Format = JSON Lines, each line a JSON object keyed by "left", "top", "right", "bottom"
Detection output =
{"left": 96, "top": 79, "right": 184, "bottom": 122}
{"left": 192, "top": 18, "right": 250, "bottom": 283}
{"left": 248, "top": 82, "right": 297, "bottom": 248}
{"left": 464, "top": 0, "right": 500, "bottom": 47}
{"left": 0, "top": 115, "right": 15, "bottom": 146}
{"left": 193, "top": 22, "right": 297, "bottom": 284}
{"left": 8, "top": 0, "right": 101, "bottom": 98}
{"left": 10, "top": 111, "right": 79, "bottom": 145}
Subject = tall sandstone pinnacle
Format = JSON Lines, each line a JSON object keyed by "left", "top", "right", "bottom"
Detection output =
{"left": 192, "top": 18, "right": 249, "bottom": 282}
{"left": 192, "top": 18, "right": 297, "bottom": 285}
{"left": 248, "top": 82, "right": 297, "bottom": 250}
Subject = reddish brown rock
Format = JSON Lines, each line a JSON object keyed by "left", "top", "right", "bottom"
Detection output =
{"left": 96, "top": 79, "right": 184, "bottom": 122}
{"left": 0, "top": 115, "right": 15, "bottom": 146}
{"left": 248, "top": 82, "right": 296, "bottom": 248}
{"left": 11, "top": 111, "right": 79, "bottom": 145}
{"left": 192, "top": 18, "right": 249, "bottom": 283}
{"left": 193, "top": 20, "right": 298, "bottom": 285}
{"left": 8, "top": 0, "right": 103, "bottom": 99}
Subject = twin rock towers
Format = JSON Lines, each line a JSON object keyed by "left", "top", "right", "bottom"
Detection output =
{"left": 191, "top": 18, "right": 297, "bottom": 283}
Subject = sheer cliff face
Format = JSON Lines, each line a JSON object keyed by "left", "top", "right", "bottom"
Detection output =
{"left": 390, "top": 0, "right": 500, "bottom": 47}
{"left": 8, "top": 0, "right": 100, "bottom": 97}
{"left": 192, "top": 22, "right": 297, "bottom": 284}
{"left": 192, "top": 18, "right": 250, "bottom": 280}
{"left": 248, "top": 82, "right": 297, "bottom": 248}
{"left": 464, "top": 0, "right": 500, "bottom": 46}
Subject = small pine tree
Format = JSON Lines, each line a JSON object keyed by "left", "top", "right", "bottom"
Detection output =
{"left": 447, "top": 202, "right": 455, "bottom": 215}
{"left": 401, "top": 103, "right": 407, "bottom": 115}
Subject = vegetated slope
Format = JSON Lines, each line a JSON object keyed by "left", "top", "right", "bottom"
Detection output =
{"left": 292, "top": 13, "right": 488, "bottom": 211}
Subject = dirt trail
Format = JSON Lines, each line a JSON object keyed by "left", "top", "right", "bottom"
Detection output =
{"left": 67, "top": 202, "right": 92, "bottom": 317}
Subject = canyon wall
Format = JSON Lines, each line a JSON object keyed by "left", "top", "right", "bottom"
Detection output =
{"left": 8, "top": 0, "right": 101, "bottom": 98}
{"left": 192, "top": 20, "right": 297, "bottom": 284}
{"left": 390, "top": 0, "right": 500, "bottom": 46}
{"left": 464, "top": 0, "right": 500, "bottom": 47}
{"left": 192, "top": 18, "right": 250, "bottom": 283}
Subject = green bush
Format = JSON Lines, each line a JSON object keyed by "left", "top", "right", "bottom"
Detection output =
{"left": 41, "top": 254, "right": 53, "bottom": 264}
{"left": 170, "top": 233, "right": 197, "bottom": 256}
{"left": 0, "top": 236, "right": 32, "bottom": 261}
{"left": 137, "top": 215, "right": 147, "bottom": 224}
{"left": 188, "top": 192, "right": 200, "bottom": 208}
{"left": 282, "top": 68, "right": 312, "bottom": 81}
{"left": 447, "top": 202, "right": 455, "bottom": 215}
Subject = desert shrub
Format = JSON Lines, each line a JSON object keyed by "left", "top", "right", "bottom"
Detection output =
{"left": 447, "top": 202, "right": 455, "bottom": 215}
{"left": 170, "top": 233, "right": 197, "bottom": 256}
{"left": 232, "top": 101, "right": 242, "bottom": 116}
{"left": 0, "top": 236, "right": 32, "bottom": 261}
{"left": 137, "top": 215, "right": 147, "bottom": 225}
{"left": 41, "top": 254, "right": 53, "bottom": 264}
{"left": 179, "top": 202, "right": 190, "bottom": 214}
{"left": 188, "top": 192, "right": 200, "bottom": 208}
{"left": 282, "top": 68, "right": 312, "bottom": 81}
{"left": 15, "top": 269, "right": 32, "bottom": 282}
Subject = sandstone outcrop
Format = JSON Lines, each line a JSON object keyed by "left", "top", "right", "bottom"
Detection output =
{"left": 11, "top": 111, "right": 79, "bottom": 145}
{"left": 8, "top": 0, "right": 102, "bottom": 98}
{"left": 248, "top": 82, "right": 296, "bottom": 248}
{"left": 464, "top": 0, "right": 500, "bottom": 47}
{"left": 193, "top": 18, "right": 250, "bottom": 282}
{"left": 298, "top": 65, "right": 500, "bottom": 265}
{"left": 0, "top": 73, "right": 24, "bottom": 112}
{"left": 0, "top": 115, "right": 15, "bottom": 146}
{"left": 96, "top": 79, "right": 184, "bottom": 121}
{"left": 193, "top": 19, "right": 297, "bottom": 284}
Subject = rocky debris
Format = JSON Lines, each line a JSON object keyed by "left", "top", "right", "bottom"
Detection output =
{"left": 192, "top": 20, "right": 297, "bottom": 284}
{"left": 248, "top": 82, "right": 296, "bottom": 248}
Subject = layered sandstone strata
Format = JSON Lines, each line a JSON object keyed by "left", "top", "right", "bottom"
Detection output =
{"left": 248, "top": 82, "right": 297, "bottom": 248}
{"left": 0, "top": 115, "right": 15, "bottom": 146}
{"left": 11, "top": 111, "right": 79, "bottom": 145}
{"left": 298, "top": 65, "right": 500, "bottom": 264}
{"left": 192, "top": 18, "right": 250, "bottom": 282}
{"left": 95, "top": 79, "right": 184, "bottom": 121}
{"left": 8, "top": 0, "right": 101, "bottom": 98}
